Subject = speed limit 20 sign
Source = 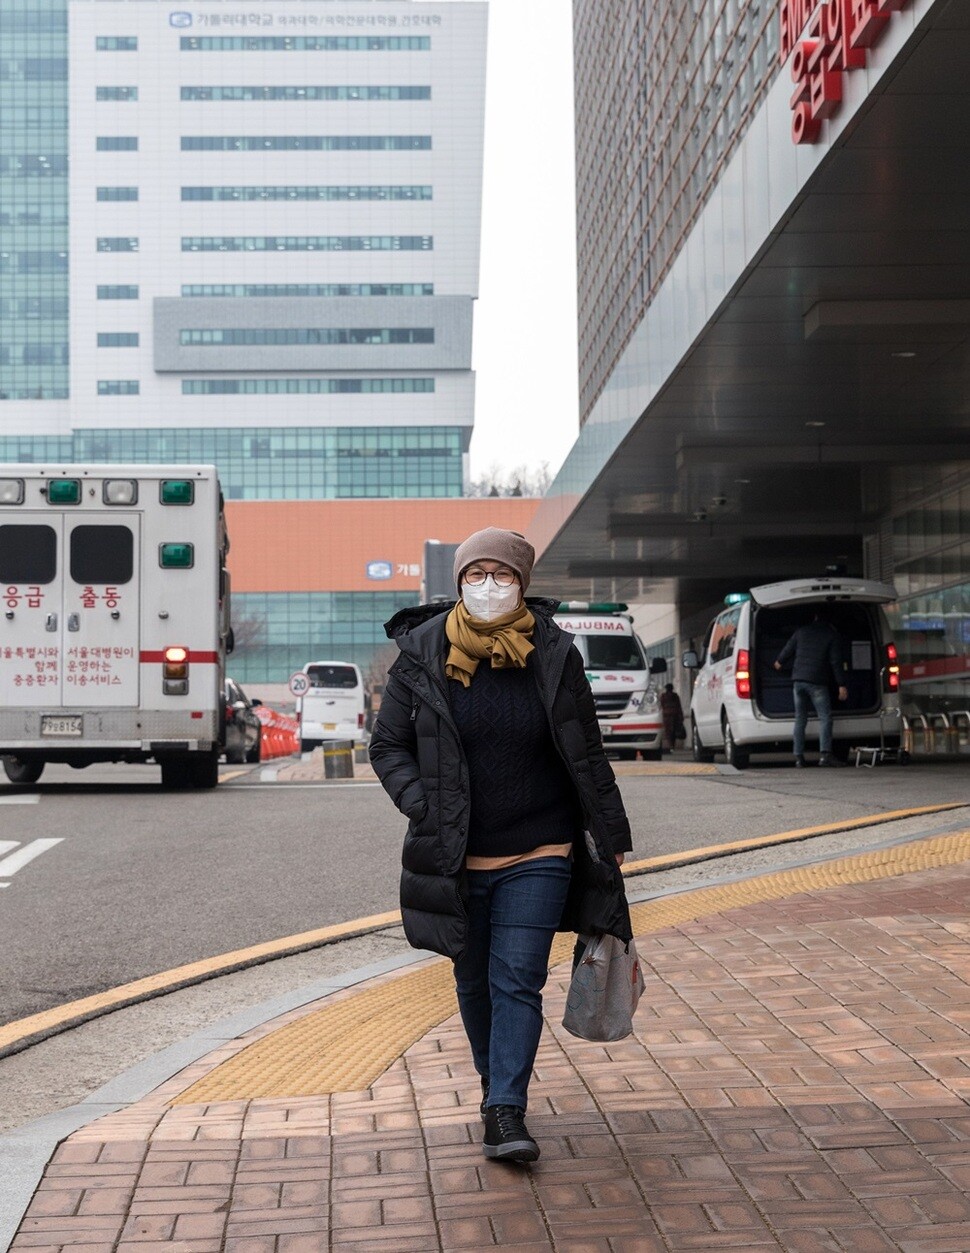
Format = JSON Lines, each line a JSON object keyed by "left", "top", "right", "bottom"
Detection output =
{"left": 288, "top": 671, "right": 311, "bottom": 698}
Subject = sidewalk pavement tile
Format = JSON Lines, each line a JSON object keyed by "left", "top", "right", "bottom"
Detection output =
{"left": 11, "top": 850, "right": 970, "bottom": 1250}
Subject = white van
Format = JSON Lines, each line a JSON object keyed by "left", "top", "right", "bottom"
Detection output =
{"left": 297, "top": 660, "right": 366, "bottom": 751}
{"left": 554, "top": 603, "right": 666, "bottom": 760}
{"left": 684, "top": 578, "right": 901, "bottom": 768}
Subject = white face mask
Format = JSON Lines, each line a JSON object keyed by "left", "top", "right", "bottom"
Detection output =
{"left": 461, "top": 576, "right": 522, "bottom": 622}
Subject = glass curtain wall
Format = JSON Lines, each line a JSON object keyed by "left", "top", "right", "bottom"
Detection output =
{"left": 0, "top": 0, "right": 69, "bottom": 400}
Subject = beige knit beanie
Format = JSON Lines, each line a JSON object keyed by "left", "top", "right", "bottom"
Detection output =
{"left": 453, "top": 527, "right": 535, "bottom": 593}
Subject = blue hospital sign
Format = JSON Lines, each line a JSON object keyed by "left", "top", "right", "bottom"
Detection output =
{"left": 169, "top": 12, "right": 193, "bottom": 27}
{"left": 366, "top": 561, "right": 393, "bottom": 581}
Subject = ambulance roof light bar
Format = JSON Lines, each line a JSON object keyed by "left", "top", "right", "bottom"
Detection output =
{"left": 557, "top": 601, "right": 629, "bottom": 613}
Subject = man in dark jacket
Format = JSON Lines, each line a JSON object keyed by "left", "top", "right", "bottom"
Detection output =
{"left": 773, "top": 612, "right": 848, "bottom": 767}
{"left": 369, "top": 527, "right": 633, "bottom": 1164}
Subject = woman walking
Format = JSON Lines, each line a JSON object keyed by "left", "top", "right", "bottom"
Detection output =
{"left": 369, "top": 527, "right": 633, "bottom": 1163}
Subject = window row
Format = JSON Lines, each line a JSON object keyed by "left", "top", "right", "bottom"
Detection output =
{"left": 181, "top": 235, "right": 432, "bottom": 252}
{"left": 180, "top": 84, "right": 431, "bottom": 101}
{"left": 97, "top": 187, "right": 138, "bottom": 201}
{"left": 97, "top": 237, "right": 138, "bottom": 252}
{"left": 181, "top": 283, "right": 433, "bottom": 298}
{"left": 0, "top": 250, "right": 69, "bottom": 272}
{"left": 0, "top": 155, "right": 69, "bottom": 176}
{"left": 0, "top": 58, "right": 68, "bottom": 82}
{"left": 96, "top": 37, "right": 137, "bottom": 51}
{"left": 96, "top": 86, "right": 137, "bottom": 100}
{"left": 1, "top": 298, "right": 70, "bottom": 317}
{"left": 180, "top": 134, "right": 431, "bottom": 151}
{"left": 182, "top": 184, "right": 431, "bottom": 201}
{"left": 179, "top": 36, "right": 430, "bottom": 52}
{"left": 97, "top": 379, "right": 139, "bottom": 394}
{"left": 0, "top": 345, "right": 70, "bottom": 365}
{"left": 182, "top": 377, "right": 435, "bottom": 394}
{"left": 179, "top": 327, "right": 434, "bottom": 346}
{"left": 97, "top": 332, "right": 139, "bottom": 347}
{"left": 96, "top": 136, "right": 137, "bottom": 150}
{"left": 97, "top": 285, "right": 138, "bottom": 300}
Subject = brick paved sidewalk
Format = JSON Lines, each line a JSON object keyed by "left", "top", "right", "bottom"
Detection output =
{"left": 12, "top": 854, "right": 970, "bottom": 1251}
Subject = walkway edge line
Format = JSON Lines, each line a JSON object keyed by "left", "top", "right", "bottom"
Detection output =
{"left": 620, "top": 802, "right": 967, "bottom": 875}
{"left": 0, "top": 910, "right": 401, "bottom": 1060}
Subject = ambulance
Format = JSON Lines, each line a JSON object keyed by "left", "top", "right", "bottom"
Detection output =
{"left": 553, "top": 602, "right": 666, "bottom": 760}
{"left": 0, "top": 465, "right": 232, "bottom": 788}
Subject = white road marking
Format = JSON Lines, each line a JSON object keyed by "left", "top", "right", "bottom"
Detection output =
{"left": 0, "top": 795, "right": 40, "bottom": 805}
{"left": 0, "top": 841, "right": 19, "bottom": 857}
{"left": 0, "top": 838, "right": 63, "bottom": 878}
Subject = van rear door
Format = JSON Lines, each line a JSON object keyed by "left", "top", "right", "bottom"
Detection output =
{"left": 751, "top": 579, "right": 896, "bottom": 607}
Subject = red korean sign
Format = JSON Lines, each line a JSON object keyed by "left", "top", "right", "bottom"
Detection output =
{"left": 780, "top": 0, "right": 911, "bottom": 144}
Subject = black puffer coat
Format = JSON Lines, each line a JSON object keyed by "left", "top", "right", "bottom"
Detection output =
{"left": 369, "top": 599, "right": 633, "bottom": 959}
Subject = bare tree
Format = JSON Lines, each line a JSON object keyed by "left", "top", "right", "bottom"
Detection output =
{"left": 229, "top": 608, "right": 266, "bottom": 655}
{"left": 466, "top": 460, "right": 552, "bottom": 498}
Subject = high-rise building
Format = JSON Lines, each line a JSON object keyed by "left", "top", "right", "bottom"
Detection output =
{"left": 1, "top": 0, "right": 488, "bottom": 679}
{"left": 1, "top": 1, "right": 485, "bottom": 503}
{"left": 528, "top": 0, "right": 970, "bottom": 727}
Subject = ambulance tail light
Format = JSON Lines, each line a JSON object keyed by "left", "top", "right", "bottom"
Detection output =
{"left": 735, "top": 649, "right": 752, "bottom": 699}
{"left": 885, "top": 642, "right": 900, "bottom": 691}
{"left": 358, "top": 712, "right": 365, "bottom": 729}
{"left": 163, "top": 645, "right": 189, "bottom": 695}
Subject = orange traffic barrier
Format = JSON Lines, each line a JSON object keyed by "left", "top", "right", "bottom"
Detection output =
{"left": 254, "top": 706, "right": 301, "bottom": 762}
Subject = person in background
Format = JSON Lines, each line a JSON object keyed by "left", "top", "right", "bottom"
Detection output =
{"left": 659, "top": 682, "right": 685, "bottom": 752}
{"left": 369, "top": 527, "right": 632, "bottom": 1164}
{"left": 773, "top": 611, "right": 848, "bottom": 767}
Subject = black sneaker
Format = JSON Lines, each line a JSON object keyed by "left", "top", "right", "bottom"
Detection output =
{"left": 480, "top": 1077, "right": 489, "bottom": 1122}
{"left": 482, "top": 1105, "right": 539, "bottom": 1163}
{"left": 794, "top": 756, "right": 805, "bottom": 768}
{"left": 818, "top": 754, "right": 845, "bottom": 767}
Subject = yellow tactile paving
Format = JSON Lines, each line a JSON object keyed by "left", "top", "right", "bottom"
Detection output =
{"left": 611, "top": 761, "right": 719, "bottom": 775}
{"left": 173, "top": 828, "right": 970, "bottom": 1105}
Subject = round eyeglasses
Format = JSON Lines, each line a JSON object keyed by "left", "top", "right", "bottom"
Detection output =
{"left": 462, "top": 567, "right": 518, "bottom": 587}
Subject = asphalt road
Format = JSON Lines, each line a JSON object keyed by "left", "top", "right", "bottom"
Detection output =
{"left": 0, "top": 757, "right": 968, "bottom": 1028}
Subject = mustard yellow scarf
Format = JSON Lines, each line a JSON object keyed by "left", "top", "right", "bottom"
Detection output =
{"left": 444, "top": 600, "right": 536, "bottom": 688}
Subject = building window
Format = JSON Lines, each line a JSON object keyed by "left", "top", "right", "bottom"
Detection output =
{"left": 97, "top": 186, "right": 138, "bottom": 201}
{"left": 96, "top": 136, "right": 138, "bottom": 151}
{"left": 180, "top": 85, "right": 431, "bottom": 102}
{"left": 181, "top": 235, "right": 432, "bottom": 253}
{"left": 181, "top": 185, "right": 432, "bottom": 202}
{"left": 179, "top": 36, "right": 431, "bottom": 52}
{"left": 96, "top": 37, "right": 138, "bottom": 51}
{"left": 180, "top": 283, "right": 434, "bottom": 297}
{"left": 180, "top": 135, "right": 431, "bottom": 152}
{"left": 97, "top": 332, "right": 139, "bottom": 347}
{"left": 97, "top": 285, "right": 139, "bottom": 300}
{"left": 97, "top": 237, "right": 139, "bottom": 252}
{"left": 181, "top": 378, "right": 435, "bottom": 395}
{"left": 96, "top": 86, "right": 138, "bottom": 100}
{"left": 97, "top": 379, "right": 139, "bottom": 394}
{"left": 179, "top": 328, "right": 434, "bottom": 346}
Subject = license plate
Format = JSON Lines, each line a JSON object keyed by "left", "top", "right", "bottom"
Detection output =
{"left": 324, "top": 722, "right": 337, "bottom": 730}
{"left": 41, "top": 714, "right": 83, "bottom": 737}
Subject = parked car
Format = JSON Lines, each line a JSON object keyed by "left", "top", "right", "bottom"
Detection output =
{"left": 224, "top": 678, "right": 262, "bottom": 764}
{"left": 683, "top": 578, "right": 901, "bottom": 768}
{"left": 296, "top": 660, "right": 366, "bottom": 751}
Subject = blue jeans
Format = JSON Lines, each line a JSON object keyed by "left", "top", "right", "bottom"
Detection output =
{"left": 453, "top": 856, "right": 571, "bottom": 1112}
{"left": 793, "top": 681, "right": 833, "bottom": 755}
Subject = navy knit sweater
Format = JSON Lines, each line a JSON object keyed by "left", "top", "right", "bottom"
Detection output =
{"left": 449, "top": 659, "right": 582, "bottom": 858}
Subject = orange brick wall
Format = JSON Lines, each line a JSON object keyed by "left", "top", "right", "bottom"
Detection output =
{"left": 225, "top": 498, "right": 541, "bottom": 593}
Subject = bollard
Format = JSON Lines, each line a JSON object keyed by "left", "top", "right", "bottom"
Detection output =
{"left": 323, "top": 739, "right": 354, "bottom": 779}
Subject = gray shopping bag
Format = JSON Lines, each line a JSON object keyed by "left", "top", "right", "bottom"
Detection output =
{"left": 562, "top": 933, "right": 645, "bottom": 1042}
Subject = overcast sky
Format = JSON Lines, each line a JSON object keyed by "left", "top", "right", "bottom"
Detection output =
{"left": 462, "top": 0, "right": 579, "bottom": 483}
